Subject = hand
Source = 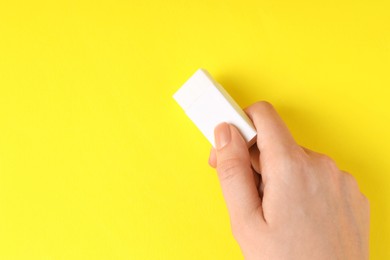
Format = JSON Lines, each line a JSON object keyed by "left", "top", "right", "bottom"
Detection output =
{"left": 208, "top": 101, "right": 370, "bottom": 260}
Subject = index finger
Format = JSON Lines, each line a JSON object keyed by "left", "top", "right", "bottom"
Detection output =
{"left": 244, "top": 101, "right": 298, "bottom": 156}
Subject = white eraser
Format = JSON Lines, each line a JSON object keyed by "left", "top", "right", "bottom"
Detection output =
{"left": 173, "top": 68, "right": 257, "bottom": 147}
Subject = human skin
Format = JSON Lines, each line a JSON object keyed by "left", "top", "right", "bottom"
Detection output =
{"left": 208, "top": 101, "right": 370, "bottom": 260}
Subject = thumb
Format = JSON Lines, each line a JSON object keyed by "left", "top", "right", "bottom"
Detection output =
{"left": 214, "top": 123, "right": 264, "bottom": 227}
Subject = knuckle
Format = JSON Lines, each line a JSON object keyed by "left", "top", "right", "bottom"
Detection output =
{"left": 319, "top": 154, "right": 338, "bottom": 170}
{"left": 292, "top": 146, "right": 310, "bottom": 162}
{"left": 342, "top": 173, "right": 366, "bottom": 199}
{"left": 217, "top": 157, "right": 245, "bottom": 181}
{"left": 283, "top": 147, "right": 310, "bottom": 171}
{"left": 344, "top": 172, "right": 359, "bottom": 188}
{"left": 330, "top": 169, "right": 343, "bottom": 183}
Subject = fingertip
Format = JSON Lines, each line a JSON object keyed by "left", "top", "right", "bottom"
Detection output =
{"left": 244, "top": 100, "right": 274, "bottom": 120}
{"left": 244, "top": 101, "right": 298, "bottom": 154}
{"left": 208, "top": 148, "right": 217, "bottom": 168}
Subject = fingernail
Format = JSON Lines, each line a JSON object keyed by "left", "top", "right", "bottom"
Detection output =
{"left": 215, "top": 123, "right": 231, "bottom": 149}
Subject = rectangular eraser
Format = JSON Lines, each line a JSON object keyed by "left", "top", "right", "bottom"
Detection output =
{"left": 173, "top": 68, "right": 257, "bottom": 147}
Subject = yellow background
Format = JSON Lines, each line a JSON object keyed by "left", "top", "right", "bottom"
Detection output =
{"left": 0, "top": 0, "right": 389, "bottom": 259}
